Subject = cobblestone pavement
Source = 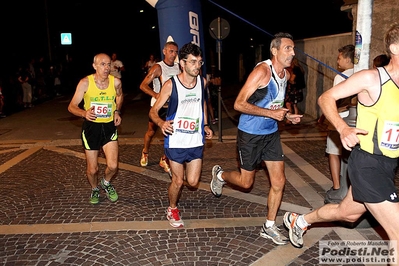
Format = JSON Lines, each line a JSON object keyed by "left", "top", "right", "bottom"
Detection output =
{"left": 0, "top": 94, "right": 395, "bottom": 266}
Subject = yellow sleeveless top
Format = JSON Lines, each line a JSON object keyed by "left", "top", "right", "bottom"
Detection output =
{"left": 84, "top": 74, "right": 116, "bottom": 123}
{"left": 357, "top": 67, "right": 399, "bottom": 158}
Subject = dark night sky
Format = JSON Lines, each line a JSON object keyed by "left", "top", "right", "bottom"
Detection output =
{"left": 0, "top": 0, "right": 352, "bottom": 87}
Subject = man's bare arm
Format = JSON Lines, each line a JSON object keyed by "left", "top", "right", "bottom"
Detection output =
{"left": 149, "top": 79, "right": 173, "bottom": 136}
{"left": 139, "top": 64, "right": 161, "bottom": 98}
{"left": 68, "top": 77, "right": 90, "bottom": 119}
{"left": 234, "top": 63, "right": 288, "bottom": 121}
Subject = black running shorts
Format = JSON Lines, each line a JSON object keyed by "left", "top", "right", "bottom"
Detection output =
{"left": 348, "top": 147, "right": 399, "bottom": 203}
{"left": 237, "top": 130, "right": 284, "bottom": 171}
{"left": 81, "top": 120, "right": 118, "bottom": 150}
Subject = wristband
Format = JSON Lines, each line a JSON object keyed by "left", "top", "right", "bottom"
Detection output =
{"left": 204, "top": 124, "right": 210, "bottom": 127}
{"left": 115, "top": 110, "right": 121, "bottom": 115}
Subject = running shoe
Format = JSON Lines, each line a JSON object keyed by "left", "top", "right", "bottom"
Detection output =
{"left": 140, "top": 151, "right": 148, "bottom": 167}
{"left": 210, "top": 165, "right": 225, "bottom": 197}
{"left": 159, "top": 156, "right": 172, "bottom": 177}
{"left": 89, "top": 187, "right": 100, "bottom": 205}
{"left": 324, "top": 186, "right": 345, "bottom": 204}
{"left": 101, "top": 179, "right": 119, "bottom": 202}
{"left": 283, "top": 212, "right": 307, "bottom": 248}
{"left": 166, "top": 207, "right": 184, "bottom": 228}
{"left": 259, "top": 223, "right": 288, "bottom": 245}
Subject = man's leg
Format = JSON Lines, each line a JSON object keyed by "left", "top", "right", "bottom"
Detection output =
{"left": 184, "top": 158, "right": 202, "bottom": 187}
{"left": 166, "top": 160, "right": 185, "bottom": 227}
{"left": 85, "top": 150, "right": 100, "bottom": 204}
{"left": 102, "top": 141, "right": 119, "bottom": 182}
{"left": 306, "top": 187, "right": 366, "bottom": 223}
{"left": 168, "top": 160, "right": 185, "bottom": 208}
{"left": 285, "top": 187, "right": 366, "bottom": 248}
{"left": 100, "top": 141, "right": 119, "bottom": 202}
{"left": 222, "top": 168, "right": 255, "bottom": 189}
{"left": 158, "top": 108, "right": 171, "bottom": 175}
{"left": 259, "top": 160, "right": 288, "bottom": 245}
{"left": 85, "top": 150, "right": 100, "bottom": 189}
{"left": 293, "top": 103, "right": 300, "bottom": 115}
{"left": 264, "top": 160, "right": 286, "bottom": 222}
{"left": 329, "top": 154, "right": 341, "bottom": 189}
{"left": 366, "top": 201, "right": 399, "bottom": 265}
{"left": 325, "top": 131, "right": 345, "bottom": 203}
{"left": 141, "top": 121, "right": 157, "bottom": 166}
{"left": 210, "top": 166, "right": 255, "bottom": 197}
{"left": 143, "top": 120, "right": 157, "bottom": 154}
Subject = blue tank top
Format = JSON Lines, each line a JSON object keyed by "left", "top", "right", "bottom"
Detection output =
{"left": 237, "top": 59, "right": 287, "bottom": 135}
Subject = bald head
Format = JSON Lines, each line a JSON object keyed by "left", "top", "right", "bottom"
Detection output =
{"left": 92, "top": 53, "right": 111, "bottom": 75}
{"left": 93, "top": 53, "right": 110, "bottom": 64}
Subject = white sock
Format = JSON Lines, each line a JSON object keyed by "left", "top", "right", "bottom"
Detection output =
{"left": 217, "top": 171, "right": 224, "bottom": 182}
{"left": 265, "top": 220, "right": 275, "bottom": 228}
{"left": 103, "top": 179, "right": 109, "bottom": 185}
{"left": 297, "top": 215, "right": 310, "bottom": 228}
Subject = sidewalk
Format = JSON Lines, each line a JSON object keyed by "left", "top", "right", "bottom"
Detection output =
{"left": 0, "top": 92, "right": 390, "bottom": 266}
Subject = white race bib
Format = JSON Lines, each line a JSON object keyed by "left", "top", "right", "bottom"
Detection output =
{"left": 380, "top": 121, "right": 399, "bottom": 150}
{"left": 91, "top": 102, "right": 113, "bottom": 118}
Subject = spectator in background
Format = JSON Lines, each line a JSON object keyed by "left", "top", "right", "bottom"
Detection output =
{"left": 63, "top": 56, "right": 78, "bottom": 95}
{"left": 320, "top": 44, "right": 355, "bottom": 203}
{"left": 143, "top": 54, "right": 156, "bottom": 75}
{"left": 0, "top": 81, "right": 5, "bottom": 117}
{"left": 373, "top": 54, "right": 389, "bottom": 68}
{"left": 110, "top": 52, "right": 125, "bottom": 80}
{"left": 18, "top": 65, "right": 33, "bottom": 108}
{"left": 28, "top": 58, "right": 36, "bottom": 95}
{"left": 12, "top": 66, "right": 24, "bottom": 109}
{"left": 285, "top": 57, "right": 305, "bottom": 119}
{"left": 206, "top": 67, "right": 220, "bottom": 124}
{"left": 34, "top": 56, "right": 47, "bottom": 100}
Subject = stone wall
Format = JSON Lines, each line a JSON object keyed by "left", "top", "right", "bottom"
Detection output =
{"left": 295, "top": 33, "right": 352, "bottom": 119}
{"left": 369, "top": 0, "right": 399, "bottom": 63}
{"left": 295, "top": 0, "right": 398, "bottom": 119}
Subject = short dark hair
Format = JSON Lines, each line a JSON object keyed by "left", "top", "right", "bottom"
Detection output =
{"left": 164, "top": 41, "right": 178, "bottom": 49}
{"left": 270, "top": 32, "right": 293, "bottom": 52}
{"left": 338, "top": 44, "right": 355, "bottom": 64}
{"left": 179, "top": 42, "right": 202, "bottom": 60}
{"left": 373, "top": 54, "right": 390, "bottom": 67}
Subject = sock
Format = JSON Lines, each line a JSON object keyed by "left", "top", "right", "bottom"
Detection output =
{"left": 265, "top": 220, "right": 275, "bottom": 228}
{"left": 103, "top": 179, "right": 109, "bottom": 186}
{"left": 217, "top": 171, "right": 224, "bottom": 182}
{"left": 92, "top": 187, "right": 99, "bottom": 191}
{"left": 297, "top": 215, "right": 310, "bottom": 228}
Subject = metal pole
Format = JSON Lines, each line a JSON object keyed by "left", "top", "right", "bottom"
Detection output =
{"left": 354, "top": 0, "right": 373, "bottom": 72}
{"left": 217, "top": 17, "right": 223, "bottom": 142}
{"left": 325, "top": 0, "right": 374, "bottom": 205}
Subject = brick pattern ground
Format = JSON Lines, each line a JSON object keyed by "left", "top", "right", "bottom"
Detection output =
{"left": 0, "top": 136, "right": 394, "bottom": 265}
